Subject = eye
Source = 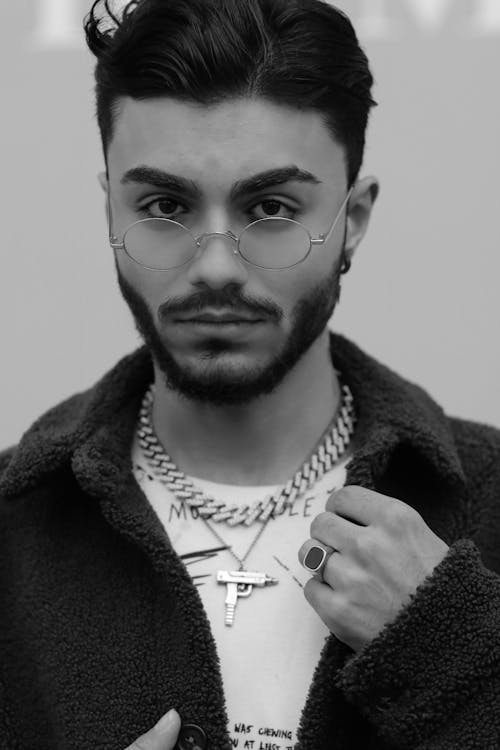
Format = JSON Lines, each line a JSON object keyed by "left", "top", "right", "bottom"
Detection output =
{"left": 140, "top": 197, "right": 186, "bottom": 220}
{"left": 249, "top": 199, "right": 297, "bottom": 220}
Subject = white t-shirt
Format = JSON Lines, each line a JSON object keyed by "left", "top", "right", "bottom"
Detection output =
{"left": 131, "top": 431, "right": 350, "bottom": 749}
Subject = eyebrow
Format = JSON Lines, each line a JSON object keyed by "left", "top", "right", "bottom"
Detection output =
{"left": 120, "top": 165, "right": 322, "bottom": 201}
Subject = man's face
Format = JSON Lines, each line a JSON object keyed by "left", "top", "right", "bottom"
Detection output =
{"left": 103, "top": 97, "right": 366, "bottom": 406}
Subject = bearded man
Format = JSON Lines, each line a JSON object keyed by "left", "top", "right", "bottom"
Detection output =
{"left": 1, "top": 1, "right": 499, "bottom": 749}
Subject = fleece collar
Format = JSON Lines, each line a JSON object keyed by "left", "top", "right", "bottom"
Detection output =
{"left": 0, "top": 332, "right": 465, "bottom": 498}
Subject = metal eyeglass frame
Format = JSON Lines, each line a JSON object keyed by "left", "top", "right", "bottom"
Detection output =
{"left": 108, "top": 185, "right": 354, "bottom": 271}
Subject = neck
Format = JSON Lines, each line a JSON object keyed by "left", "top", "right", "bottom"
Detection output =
{"left": 149, "top": 329, "right": 340, "bottom": 486}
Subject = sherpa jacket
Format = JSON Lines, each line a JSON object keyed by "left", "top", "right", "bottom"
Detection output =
{"left": 1, "top": 332, "right": 500, "bottom": 750}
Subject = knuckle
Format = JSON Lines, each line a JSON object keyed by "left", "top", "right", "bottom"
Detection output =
{"left": 377, "top": 500, "right": 398, "bottom": 525}
{"left": 310, "top": 512, "right": 329, "bottom": 539}
{"left": 361, "top": 532, "right": 377, "bottom": 553}
{"left": 348, "top": 528, "right": 369, "bottom": 553}
{"left": 348, "top": 530, "right": 363, "bottom": 551}
{"left": 343, "top": 485, "right": 360, "bottom": 500}
{"left": 385, "top": 499, "right": 414, "bottom": 527}
{"left": 332, "top": 487, "right": 349, "bottom": 504}
{"left": 352, "top": 530, "right": 378, "bottom": 559}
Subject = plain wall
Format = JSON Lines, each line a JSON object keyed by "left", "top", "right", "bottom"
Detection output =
{"left": 1, "top": 0, "right": 499, "bottom": 450}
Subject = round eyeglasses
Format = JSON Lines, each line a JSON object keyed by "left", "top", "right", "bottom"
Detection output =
{"left": 108, "top": 186, "right": 353, "bottom": 271}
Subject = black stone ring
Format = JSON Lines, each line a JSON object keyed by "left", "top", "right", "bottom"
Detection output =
{"left": 301, "top": 543, "right": 336, "bottom": 581}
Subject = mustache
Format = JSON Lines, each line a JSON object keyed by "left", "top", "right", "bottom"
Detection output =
{"left": 159, "top": 288, "right": 282, "bottom": 321}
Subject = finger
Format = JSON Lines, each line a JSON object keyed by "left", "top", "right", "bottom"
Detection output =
{"left": 304, "top": 576, "right": 345, "bottom": 632}
{"left": 298, "top": 538, "right": 334, "bottom": 575}
{"left": 326, "top": 485, "right": 392, "bottom": 525}
{"left": 321, "top": 547, "right": 347, "bottom": 590}
{"left": 310, "top": 511, "right": 359, "bottom": 550}
{"left": 125, "top": 709, "right": 181, "bottom": 750}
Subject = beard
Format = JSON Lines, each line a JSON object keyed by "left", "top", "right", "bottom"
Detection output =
{"left": 115, "top": 250, "right": 346, "bottom": 406}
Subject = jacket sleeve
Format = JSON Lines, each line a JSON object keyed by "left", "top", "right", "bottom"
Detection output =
{"left": 0, "top": 675, "right": 20, "bottom": 750}
{"left": 334, "top": 539, "right": 500, "bottom": 749}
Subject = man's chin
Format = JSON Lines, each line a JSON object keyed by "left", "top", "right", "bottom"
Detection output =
{"left": 156, "top": 352, "right": 279, "bottom": 405}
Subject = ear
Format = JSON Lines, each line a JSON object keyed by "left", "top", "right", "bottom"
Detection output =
{"left": 97, "top": 171, "right": 110, "bottom": 222}
{"left": 344, "top": 176, "right": 379, "bottom": 263}
{"left": 97, "top": 171, "right": 108, "bottom": 192}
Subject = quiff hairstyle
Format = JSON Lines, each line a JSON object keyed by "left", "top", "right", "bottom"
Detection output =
{"left": 84, "top": 0, "right": 376, "bottom": 185}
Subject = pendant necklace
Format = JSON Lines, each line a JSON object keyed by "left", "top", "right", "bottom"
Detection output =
{"left": 201, "top": 512, "right": 278, "bottom": 627}
{"left": 135, "top": 370, "right": 356, "bottom": 626}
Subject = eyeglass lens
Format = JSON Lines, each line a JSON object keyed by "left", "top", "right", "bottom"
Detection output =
{"left": 122, "top": 218, "right": 311, "bottom": 270}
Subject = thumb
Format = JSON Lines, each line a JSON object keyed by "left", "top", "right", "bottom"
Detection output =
{"left": 125, "top": 709, "right": 181, "bottom": 750}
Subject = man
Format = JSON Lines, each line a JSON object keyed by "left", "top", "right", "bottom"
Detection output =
{"left": 1, "top": 0, "right": 499, "bottom": 748}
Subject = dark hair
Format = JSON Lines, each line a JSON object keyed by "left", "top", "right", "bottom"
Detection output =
{"left": 84, "top": 0, "right": 376, "bottom": 185}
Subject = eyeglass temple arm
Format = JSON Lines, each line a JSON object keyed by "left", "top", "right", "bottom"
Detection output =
{"left": 310, "top": 185, "right": 354, "bottom": 246}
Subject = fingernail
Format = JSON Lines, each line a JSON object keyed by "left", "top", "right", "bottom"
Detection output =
{"left": 155, "top": 708, "right": 177, "bottom": 730}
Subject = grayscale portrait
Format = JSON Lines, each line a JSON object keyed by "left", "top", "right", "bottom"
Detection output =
{"left": 1, "top": 1, "right": 499, "bottom": 749}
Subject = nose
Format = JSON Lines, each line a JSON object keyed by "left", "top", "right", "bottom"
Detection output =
{"left": 186, "top": 231, "right": 249, "bottom": 289}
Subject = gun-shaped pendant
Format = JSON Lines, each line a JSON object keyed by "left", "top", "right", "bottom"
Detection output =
{"left": 216, "top": 570, "right": 278, "bottom": 626}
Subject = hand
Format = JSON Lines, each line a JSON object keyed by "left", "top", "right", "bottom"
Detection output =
{"left": 125, "top": 709, "right": 181, "bottom": 750}
{"left": 298, "top": 485, "right": 450, "bottom": 654}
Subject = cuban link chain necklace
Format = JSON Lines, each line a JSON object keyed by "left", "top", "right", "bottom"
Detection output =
{"left": 137, "top": 371, "right": 355, "bottom": 526}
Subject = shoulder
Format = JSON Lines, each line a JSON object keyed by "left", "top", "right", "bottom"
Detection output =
{"left": 448, "top": 414, "right": 500, "bottom": 481}
{"left": 0, "top": 446, "right": 19, "bottom": 526}
{"left": 449, "top": 415, "right": 500, "bottom": 458}
{"left": 0, "top": 444, "right": 16, "bottom": 480}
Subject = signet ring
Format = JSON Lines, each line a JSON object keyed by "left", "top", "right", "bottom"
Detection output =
{"left": 301, "top": 542, "right": 336, "bottom": 581}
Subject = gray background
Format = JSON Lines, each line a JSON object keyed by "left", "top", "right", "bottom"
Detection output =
{"left": 1, "top": 0, "right": 499, "bottom": 449}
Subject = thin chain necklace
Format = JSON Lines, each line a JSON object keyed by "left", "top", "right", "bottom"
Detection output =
{"left": 136, "top": 371, "right": 356, "bottom": 528}
{"left": 200, "top": 512, "right": 271, "bottom": 571}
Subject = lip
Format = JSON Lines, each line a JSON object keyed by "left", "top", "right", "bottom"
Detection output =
{"left": 177, "top": 313, "right": 263, "bottom": 324}
{"left": 175, "top": 320, "right": 265, "bottom": 338}
{"left": 178, "top": 319, "right": 264, "bottom": 328}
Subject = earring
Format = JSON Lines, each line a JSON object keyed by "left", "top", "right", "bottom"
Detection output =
{"left": 340, "top": 257, "right": 351, "bottom": 275}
